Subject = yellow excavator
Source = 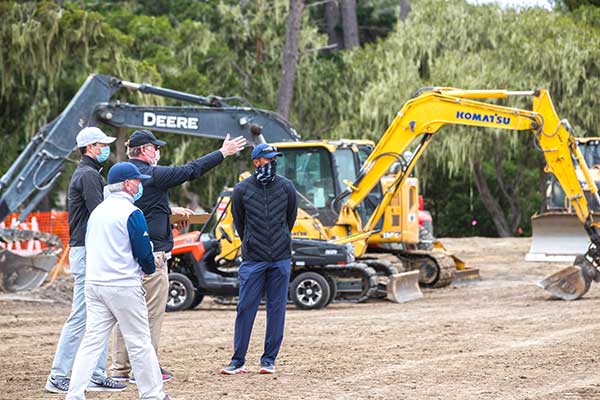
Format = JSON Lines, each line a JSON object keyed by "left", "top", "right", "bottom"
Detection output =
{"left": 216, "top": 87, "right": 600, "bottom": 302}
{"left": 266, "top": 139, "right": 473, "bottom": 289}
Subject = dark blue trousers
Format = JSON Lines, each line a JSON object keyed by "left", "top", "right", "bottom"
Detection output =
{"left": 231, "top": 259, "right": 291, "bottom": 366}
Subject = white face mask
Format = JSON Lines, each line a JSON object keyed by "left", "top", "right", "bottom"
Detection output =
{"left": 144, "top": 146, "right": 160, "bottom": 166}
{"left": 152, "top": 149, "right": 160, "bottom": 166}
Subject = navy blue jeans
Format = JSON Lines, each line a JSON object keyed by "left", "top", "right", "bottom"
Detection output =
{"left": 231, "top": 259, "right": 291, "bottom": 366}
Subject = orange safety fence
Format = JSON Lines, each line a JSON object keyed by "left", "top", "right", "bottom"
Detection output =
{"left": 1, "top": 211, "right": 71, "bottom": 277}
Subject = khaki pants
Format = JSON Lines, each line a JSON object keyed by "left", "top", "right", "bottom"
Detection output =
{"left": 111, "top": 252, "right": 169, "bottom": 377}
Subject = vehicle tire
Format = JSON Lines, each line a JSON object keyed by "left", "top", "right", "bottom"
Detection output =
{"left": 189, "top": 291, "right": 205, "bottom": 309}
{"left": 166, "top": 272, "right": 196, "bottom": 312}
{"left": 324, "top": 274, "right": 337, "bottom": 306}
{"left": 289, "top": 271, "right": 331, "bottom": 310}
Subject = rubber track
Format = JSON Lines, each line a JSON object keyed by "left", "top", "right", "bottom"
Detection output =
{"left": 396, "top": 249, "right": 456, "bottom": 288}
{"left": 361, "top": 257, "right": 400, "bottom": 298}
{"left": 322, "top": 263, "right": 379, "bottom": 303}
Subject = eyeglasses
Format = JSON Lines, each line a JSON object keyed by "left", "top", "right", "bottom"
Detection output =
{"left": 145, "top": 144, "right": 160, "bottom": 151}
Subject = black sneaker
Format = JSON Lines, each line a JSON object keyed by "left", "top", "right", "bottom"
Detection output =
{"left": 45, "top": 376, "right": 70, "bottom": 394}
{"left": 87, "top": 376, "right": 127, "bottom": 392}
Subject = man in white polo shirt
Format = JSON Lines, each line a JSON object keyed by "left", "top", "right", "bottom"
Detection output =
{"left": 66, "top": 162, "right": 169, "bottom": 400}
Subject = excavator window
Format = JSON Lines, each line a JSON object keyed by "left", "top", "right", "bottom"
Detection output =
{"left": 278, "top": 146, "right": 338, "bottom": 226}
{"left": 333, "top": 148, "right": 358, "bottom": 193}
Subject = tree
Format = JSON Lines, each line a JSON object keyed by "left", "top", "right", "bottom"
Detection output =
{"left": 277, "top": 0, "right": 305, "bottom": 120}
{"left": 340, "top": 0, "right": 359, "bottom": 49}
{"left": 324, "top": 0, "right": 342, "bottom": 48}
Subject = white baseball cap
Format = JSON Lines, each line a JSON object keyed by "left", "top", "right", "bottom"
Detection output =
{"left": 76, "top": 127, "right": 116, "bottom": 148}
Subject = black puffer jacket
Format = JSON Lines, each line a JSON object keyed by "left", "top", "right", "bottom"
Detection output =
{"left": 231, "top": 174, "right": 297, "bottom": 262}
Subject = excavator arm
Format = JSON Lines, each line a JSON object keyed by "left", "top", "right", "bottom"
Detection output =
{"left": 332, "top": 87, "right": 600, "bottom": 300}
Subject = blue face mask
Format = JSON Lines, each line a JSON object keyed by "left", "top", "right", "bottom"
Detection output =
{"left": 133, "top": 182, "right": 143, "bottom": 201}
{"left": 97, "top": 146, "right": 110, "bottom": 163}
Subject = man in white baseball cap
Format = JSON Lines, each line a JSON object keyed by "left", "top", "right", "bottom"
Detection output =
{"left": 76, "top": 126, "right": 116, "bottom": 147}
{"left": 45, "top": 127, "right": 121, "bottom": 394}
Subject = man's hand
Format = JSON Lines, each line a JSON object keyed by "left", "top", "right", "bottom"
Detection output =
{"left": 171, "top": 206, "right": 194, "bottom": 230}
{"left": 220, "top": 133, "right": 247, "bottom": 157}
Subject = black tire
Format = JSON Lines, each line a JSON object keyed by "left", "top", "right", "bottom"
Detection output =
{"left": 289, "top": 271, "right": 331, "bottom": 310}
{"left": 189, "top": 291, "right": 205, "bottom": 309}
{"left": 166, "top": 272, "right": 196, "bottom": 312}
{"left": 324, "top": 274, "right": 337, "bottom": 306}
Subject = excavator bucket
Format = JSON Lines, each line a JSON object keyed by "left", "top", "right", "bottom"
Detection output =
{"left": 386, "top": 270, "right": 423, "bottom": 303}
{"left": 0, "top": 248, "right": 57, "bottom": 292}
{"left": 526, "top": 212, "right": 589, "bottom": 262}
{"left": 537, "top": 256, "right": 598, "bottom": 300}
{"left": 0, "top": 229, "right": 62, "bottom": 292}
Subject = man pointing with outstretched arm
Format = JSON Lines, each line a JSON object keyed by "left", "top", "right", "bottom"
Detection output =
{"left": 111, "top": 130, "right": 246, "bottom": 383}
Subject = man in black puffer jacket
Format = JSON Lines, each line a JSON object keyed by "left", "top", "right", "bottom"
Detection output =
{"left": 220, "top": 143, "right": 297, "bottom": 375}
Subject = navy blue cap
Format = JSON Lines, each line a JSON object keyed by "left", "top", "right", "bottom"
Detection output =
{"left": 128, "top": 129, "right": 167, "bottom": 147}
{"left": 108, "top": 162, "right": 151, "bottom": 184}
{"left": 251, "top": 143, "right": 283, "bottom": 160}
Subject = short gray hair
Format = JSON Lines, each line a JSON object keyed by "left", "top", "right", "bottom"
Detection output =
{"left": 106, "top": 181, "right": 125, "bottom": 193}
{"left": 127, "top": 145, "right": 144, "bottom": 159}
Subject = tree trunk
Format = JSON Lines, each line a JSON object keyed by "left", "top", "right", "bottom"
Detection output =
{"left": 340, "top": 0, "right": 359, "bottom": 49}
{"left": 115, "top": 127, "right": 127, "bottom": 162}
{"left": 324, "top": 0, "right": 342, "bottom": 49}
{"left": 492, "top": 135, "right": 522, "bottom": 234}
{"left": 277, "top": 0, "right": 305, "bottom": 120}
{"left": 472, "top": 159, "right": 512, "bottom": 237}
{"left": 400, "top": 0, "right": 411, "bottom": 21}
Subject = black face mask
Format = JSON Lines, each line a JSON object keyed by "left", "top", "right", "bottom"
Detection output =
{"left": 254, "top": 159, "right": 277, "bottom": 185}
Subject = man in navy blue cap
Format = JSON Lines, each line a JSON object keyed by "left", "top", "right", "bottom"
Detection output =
{"left": 111, "top": 129, "right": 246, "bottom": 382}
{"left": 67, "top": 162, "right": 170, "bottom": 400}
{"left": 220, "top": 143, "right": 297, "bottom": 375}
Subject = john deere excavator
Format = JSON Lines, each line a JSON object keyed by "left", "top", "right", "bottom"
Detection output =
{"left": 0, "top": 74, "right": 300, "bottom": 292}
{"left": 527, "top": 137, "right": 600, "bottom": 262}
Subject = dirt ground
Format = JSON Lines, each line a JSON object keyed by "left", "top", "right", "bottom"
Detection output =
{"left": 2, "top": 237, "right": 600, "bottom": 400}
